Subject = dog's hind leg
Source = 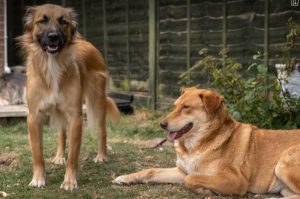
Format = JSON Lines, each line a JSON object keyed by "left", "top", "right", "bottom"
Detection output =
{"left": 93, "top": 97, "right": 120, "bottom": 163}
{"left": 274, "top": 144, "right": 300, "bottom": 199}
{"left": 93, "top": 93, "right": 107, "bottom": 163}
{"left": 85, "top": 73, "right": 108, "bottom": 163}
{"left": 52, "top": 128, "right": 66, "bottom": 165}
{"left": 113, "top": 167, "right": 186, "bottom": 185}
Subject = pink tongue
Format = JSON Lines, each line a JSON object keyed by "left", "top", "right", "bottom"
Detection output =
{"left": 167, "top": 132, "right": 178, "bottom": 142}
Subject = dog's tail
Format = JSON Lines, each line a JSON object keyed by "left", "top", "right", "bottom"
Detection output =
{"left": 85, "top": 94, "right": 120, "bottom": 131}
{"left": 106, "top": 96, "right": 120, "bottom": 124}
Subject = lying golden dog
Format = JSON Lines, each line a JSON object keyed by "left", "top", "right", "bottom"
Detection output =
{"left": 17, "top": 4, "right": 119, "bottom": 190}
{"left": 114, "top": 87, "right": 300, "bottom": 199}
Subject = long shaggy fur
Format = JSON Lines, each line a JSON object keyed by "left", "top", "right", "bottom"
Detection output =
{"left": 18, "top": 4, "right": 120, "bottom": 190}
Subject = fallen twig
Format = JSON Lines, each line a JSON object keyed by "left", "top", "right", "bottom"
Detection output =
{"left": 142, "top": 138, "right": 167, "bottom": 149}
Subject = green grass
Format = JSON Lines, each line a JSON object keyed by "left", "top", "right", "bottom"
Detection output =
{"left": 0, "top": 110, "right": 274, "bottom": 199}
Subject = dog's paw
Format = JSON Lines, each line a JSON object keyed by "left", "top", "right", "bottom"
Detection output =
{"left": 192, "top": 187, "right": 213, "bottom": 195}
{"left": 29, "top": 177, "right": 46, "bottom": 188}
{"left": 60, "top": 179, "right": 78, "bottom": 191}
{"left": 93, "top": 155, "right": 107, "bottom": 164}
{"left": 51, "top": 156, "right": 66, "bottom": 165}
{"left": 112, "top": 175, "right": 135, "bottom": 185}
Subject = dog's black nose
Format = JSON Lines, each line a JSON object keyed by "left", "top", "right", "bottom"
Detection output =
{"left": 48, "top": 32, "right": 59, "bottom": 42}
{"left": 160, "top": 121, "right": 168, "bottom": 129}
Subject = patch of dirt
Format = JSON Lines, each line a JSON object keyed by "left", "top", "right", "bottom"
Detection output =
{"left": 0, "top": 152, "right": 17, "bottom": 166}
{"left": 0, "top": 152, "right": 18, "bottom": 171}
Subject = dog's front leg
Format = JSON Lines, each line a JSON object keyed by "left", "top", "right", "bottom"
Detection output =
{"left": 184, "top": 172, "right": 248, "bottom": 196}
{"left": 28, "top": 113, "right": 45, "bottom": 188}
{"left": 113, "top": 167, "right": 186, "bottom": 185}
{"left": 60, "top": 115, "right": 82, "bottom": 191}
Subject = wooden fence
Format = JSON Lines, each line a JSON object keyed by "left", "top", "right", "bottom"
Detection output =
{"left": 7, "top": 0, "right": 300, "bottom": 109}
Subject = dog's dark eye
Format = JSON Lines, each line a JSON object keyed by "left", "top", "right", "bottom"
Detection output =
{"left": 58, "top": 17, "right": 68, "bottom": 26}
{"left": 183, "top": 105, "right": 190, "bottom": 109}
{"left": 37, "top": 15, "right": 48, "bottom": 24}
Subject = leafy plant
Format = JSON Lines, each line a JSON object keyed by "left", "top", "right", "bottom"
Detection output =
{"left": 279, "top": 17, "right": 300, "bottom": 73}
{"left": 179, "top": 48, "right": 300, "bottom": 129}
{"left": 287, "top": 17, "right": 300, "bottom": 49}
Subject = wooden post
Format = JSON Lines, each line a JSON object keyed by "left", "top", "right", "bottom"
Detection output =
{"left": 222, "top": 0, "right": 227, "bottom": 50}
{"left": 186, "top": 0, "right": 191, "bottom": 84}
{"left": 126, "top": 0, "right": 130, "bottom": 80}
{"left": 149, "top": 0, "right": 158, "bottom": 110}
{"left": 102, "top": 0, "right": 108, "bottom": 63}
{"left": 264, "top": 0, "right": 269, "bottom": 69}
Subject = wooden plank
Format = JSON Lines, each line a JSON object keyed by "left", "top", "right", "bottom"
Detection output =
{"left": 61, "top": 0, "right": 66, "bottom": 6}
{"left": 222, "top": 0, "right": 227, "bottom": 50}
{"left": 264, "top": 0, "right": 269, "bottom": 69}
{"left": 0, "top": 92, "right": 134, "bottom": 118}
{"left": 264, "top": 0, "right": 269, "bottom": 99}
{"left": 149, "top": 0, "right": 158, "bottom": 110}
{"left": 102, "top": 0, "right": 108, "bottom": 64}
{"left": 0, "top": 105, "right": 28, "bottom": 118}
{"left": 126, "top": 0, "right": 130, "bottom": 80}
{"left": 186, "top": 0, "right": 191, "bottom": 84}
{"left": 156, "top": 0, "right": 160, "bottom": 102}
{"left": 81, "top": 0, "right": 87, "bottom": 38}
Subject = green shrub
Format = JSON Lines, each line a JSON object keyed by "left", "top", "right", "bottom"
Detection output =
{"left": 179, "top": 49, "right": 300, "bottom": 129}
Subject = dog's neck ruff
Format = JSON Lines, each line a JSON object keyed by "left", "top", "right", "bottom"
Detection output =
{"left": 36, "top": 53, "right": 68, "bottom": 113}
{"left": 42, "top": 54, "right": 63, "bottom": 91}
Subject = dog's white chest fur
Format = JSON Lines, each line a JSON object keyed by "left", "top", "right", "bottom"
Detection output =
{"left": 176, "top": 154, "right": 217, "bottom": 175}
{"left": 176, "top": 155, "right": 199, "bottom": 174}
{"left": 39, "top": 55, "right": 64, "bottom": 111}
{"left": 43, "top": 55, "right": 63, "bottom": 91}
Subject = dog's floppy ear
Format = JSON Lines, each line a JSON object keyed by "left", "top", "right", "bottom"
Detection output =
{"left": 199, "top": 90, "right": 224, "bottom": 114}
{"left": 23, "top": 6, "right": 36, "bottom": 32}
{"left": 66, "top": 8, "right": 78, "bottom": 35}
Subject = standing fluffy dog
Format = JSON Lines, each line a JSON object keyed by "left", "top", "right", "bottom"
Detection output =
{"left": 17, "top": 4, "right": 120, "bottom": 190}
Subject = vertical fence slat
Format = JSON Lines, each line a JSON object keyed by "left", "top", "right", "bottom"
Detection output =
{"left": 222, "top": 0, "right": 227, "bottom": 50}
{"left": 156, "top": 0, "right": 160, "bottom": 104}
{"left": 81, "top": 0, "right": 87, "bottom": 38}
{"left": 149, "top": 0, "right": 158, "bottom": 110}
{"left": 264, "top": 0, "right": 269, "bottom": 69}
{"left": 102, "top": 0, "right": 108, "bottom": 63}
{"left": 186, "top": 0, "right": 191, "bottom": 83}
{"left": 126, "top": 0, "right": 130, "bottom": 80}
{"left": 264, "top": 0, "right": 270, "bottom": 99}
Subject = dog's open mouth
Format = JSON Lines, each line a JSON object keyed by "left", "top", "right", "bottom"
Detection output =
{"left": 44, "top": 44, "right": 59, "bottom": 54}
{"left": 167, "top": 122, "right": 193, "bottom": 142}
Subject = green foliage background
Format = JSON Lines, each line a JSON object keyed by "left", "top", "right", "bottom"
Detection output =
{"left": 179, "top": 47, "right": 300, "bottom": 129}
